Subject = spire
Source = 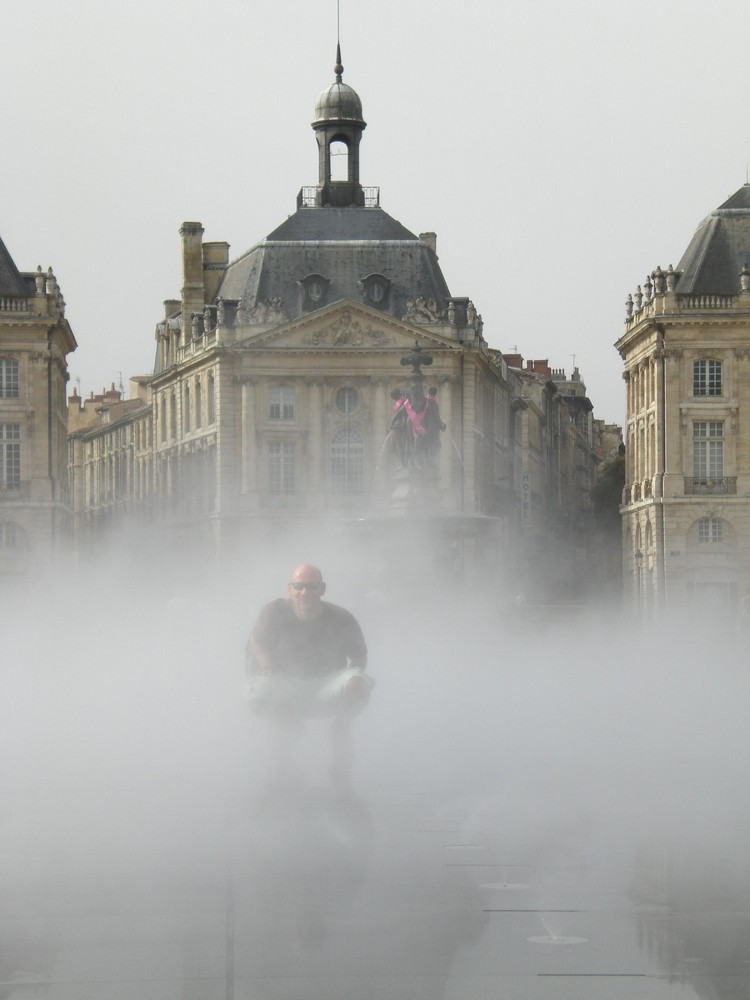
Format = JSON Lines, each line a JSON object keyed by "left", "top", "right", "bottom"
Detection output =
{"left": 335, "top": 42, "right": 343, "bottom": 84}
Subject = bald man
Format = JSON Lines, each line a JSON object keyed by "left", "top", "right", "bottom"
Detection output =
{"left": 246, "top": 565, "right": 373, "bottom": 784}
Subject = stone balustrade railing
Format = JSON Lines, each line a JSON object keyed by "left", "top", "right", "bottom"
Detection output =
{"left": 0, "top": 297, "right": 28, "bottom": 312}
{"left": 624, "top": 263, "right": 750, "bottom": 325}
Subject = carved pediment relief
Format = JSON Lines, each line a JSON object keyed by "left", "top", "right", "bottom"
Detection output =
{"left": 237, "top": 304, "right": 456, "bottom": 352}
{"left": 303, "top": 312, "right": 392, "bottom": 347}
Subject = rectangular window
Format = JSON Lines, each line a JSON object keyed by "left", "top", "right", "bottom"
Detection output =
{"left": 268, "top": 440, "right": 296, "bottom": 495}
{"left": 693, "top": 421, "right": 724, "bottom": 479}
{"left": 331, "top": 429, "right": 365, "bottom": 494}
{"left": 698, "top": 517, "right": 723, "bottom": 543}
{"left": 0, "top": 360, "right": 19, "bottom": 398}
{"left": 268, "top": 386, "right": 295, "bottom": 421}
{"left": 0, "top": 423, "right": 21, "bottom": 487}
{"left": 693, "top": 359, "right": 722, "bottom": 396}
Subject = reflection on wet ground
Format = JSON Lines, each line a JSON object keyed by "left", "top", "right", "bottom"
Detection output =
{"left": 2, "top": 756, "right": 749, "bottom": 1000}
{"left": 3, "top": 619, "right": 750, "bottom": 999}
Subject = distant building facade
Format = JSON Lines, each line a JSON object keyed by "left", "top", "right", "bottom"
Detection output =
{"left": 65, "top": 54, "right": 521, "bottom": 582}
{"left": 0, "top": 237, "right": 76, "bottom": 579}
{"left": 617, "top": 183, "right": 750, "bottom": 614}
{"left": 501, "top": 355, "right": 601, "bottom": 597}
{"left": 43, "top": 53, "right": 614, "bottom": 599}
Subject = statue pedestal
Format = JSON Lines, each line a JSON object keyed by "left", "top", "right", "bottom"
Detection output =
{"left": 390, "top": 468, "right": 442, "bottom": 512}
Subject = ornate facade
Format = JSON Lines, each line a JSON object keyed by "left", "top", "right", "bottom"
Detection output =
{"left": 60, "top": 52, "right": 614, "bottom": 599}
{"left": 617, "top": 184, "right": 750, "bottom": 614}
{"left": 67, "top": 53, "right": 519, "bottom": 582}
{"left": 0, "top": 237, "right": 76, "bottom": 579}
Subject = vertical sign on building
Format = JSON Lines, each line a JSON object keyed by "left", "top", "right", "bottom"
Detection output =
{"left": 521, "top": 470, "right": 531, "bottom": 530}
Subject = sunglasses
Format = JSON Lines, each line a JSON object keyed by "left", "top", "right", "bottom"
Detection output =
{"left": 290, "top": 581, "right": 323, "bottom": 591}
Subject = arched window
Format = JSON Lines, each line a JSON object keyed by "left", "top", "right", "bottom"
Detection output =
{"left": 331, "top": 428, "right": 365, "bottom": 494}
{"left": 335, "top": 386, "right": 359, "bottom": 415}
{"left": 330, "top": 139, "right": 349, "bottom": 181}
{"left": 687, "top": 516, "right": 734, "bottom": 551}
{"left": 698, "top": 517, "right": 723, "bottom": 543}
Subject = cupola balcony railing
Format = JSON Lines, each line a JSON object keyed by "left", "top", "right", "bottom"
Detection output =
{"left": 298, "top": 186, "right": 380, "bottom": 208}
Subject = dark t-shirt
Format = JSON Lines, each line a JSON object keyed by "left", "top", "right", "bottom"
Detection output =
{"left": 249, "top": 599, "right": 367, "bottom": 678}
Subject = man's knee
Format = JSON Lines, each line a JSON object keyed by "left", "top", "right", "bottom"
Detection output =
{"left": 339, "top": 674, "right": 371, "bottom": 713}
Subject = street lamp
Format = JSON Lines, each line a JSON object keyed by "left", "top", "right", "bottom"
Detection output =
{"left": 634, "top": 549, "right": 643, "bottom": 610}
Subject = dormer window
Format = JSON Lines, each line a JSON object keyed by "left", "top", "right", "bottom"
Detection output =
{"left": 299, "top": 273, "right": 330, "bottom": 311}
{"left": 360, "top": 273, "right": 391, "bottom": 309}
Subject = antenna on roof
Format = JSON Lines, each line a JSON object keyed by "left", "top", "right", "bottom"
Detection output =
{"left": 334, "top": 0, "right": 343, "bottom": 82}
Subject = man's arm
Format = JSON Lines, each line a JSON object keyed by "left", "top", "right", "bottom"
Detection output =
{"left": 347, "top": 614, "right": 368, "bottom": 670}
{"left": 246, "top": 601, "right": 280, "bottom": 676}
{"left": 246, "top": 631, "right": 272, "bottom": 676}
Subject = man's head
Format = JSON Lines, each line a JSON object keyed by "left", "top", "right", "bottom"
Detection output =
{"left": 288, "top": 564, "right": 326, "bottom": 620}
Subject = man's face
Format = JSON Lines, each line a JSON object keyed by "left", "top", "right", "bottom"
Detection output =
{"left": 288, "top": 566, "right": 326, "bottom": 620}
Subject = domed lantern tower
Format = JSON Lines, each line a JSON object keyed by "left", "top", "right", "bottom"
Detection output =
{"left": 312, "top": 45, "right": 366, "bottom": 207}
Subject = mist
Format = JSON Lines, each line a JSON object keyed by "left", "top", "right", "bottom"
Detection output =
{"left": 3, "top": 536, "right": 749, "bottom": 998}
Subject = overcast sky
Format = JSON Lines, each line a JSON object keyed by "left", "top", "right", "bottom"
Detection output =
{"left": 3, "top": 0, "right": 749, "bottom": 427}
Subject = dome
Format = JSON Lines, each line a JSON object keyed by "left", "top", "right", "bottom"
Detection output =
{"left": 313, "top": 81, "right": 365, "bottom": 127}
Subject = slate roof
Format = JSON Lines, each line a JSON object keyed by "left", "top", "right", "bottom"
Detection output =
{"left": 676, "top": 183, "right": 750, "bottom": 295}
{"left": 0, "top": 235, "right": 27, "bottom": 297}
{"left": 215, "top": 206, "right": 452, "bottom": 323}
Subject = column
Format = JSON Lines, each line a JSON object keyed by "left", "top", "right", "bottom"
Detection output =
{"left": 462, "top": 358, "right": 476, "bottom": 512}
{"left": 439, "top": 378, "right": 454, "bottom": 501}
{"left": 307, "top": 379, "right": 323, "bottom": 507}
{"left": 371, "top": 378, "right": 389, "bottom": 499}
{"left": 241, "top": 379, "right": 256, "bottom": 497}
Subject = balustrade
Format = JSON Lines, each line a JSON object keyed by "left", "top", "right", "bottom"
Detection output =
{"left": 683, "top": 477, "right": 737, "bottom": 495}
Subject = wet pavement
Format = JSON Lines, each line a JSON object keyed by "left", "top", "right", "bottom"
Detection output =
{"left": 2, "top": 753, "right": 749, "bottom": 1000}
{"left": 3, "top": 623, "right": 749, "bottom": 999}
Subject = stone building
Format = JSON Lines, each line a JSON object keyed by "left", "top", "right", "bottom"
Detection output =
{"left": 617, "top": 183, "right": 750, "bottom": 614}
{"left": 67, "top": 379, "right": 153, "bottom": 551}
{"left": 0, "top": 236, "right": 76, "bottom": 580}
{"left": 501, "top": 355, "right": 599, "bottom": 599}
{"left": 69, "top": 51, "right": 519, "bottom": 582}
